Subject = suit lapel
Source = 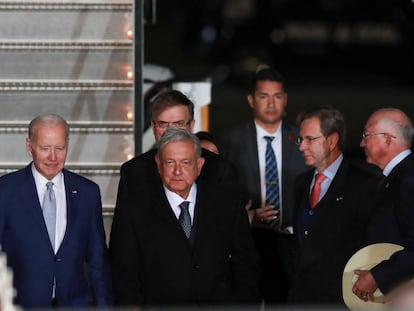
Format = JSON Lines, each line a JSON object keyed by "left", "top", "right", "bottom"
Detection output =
{"left": 22, "top": 165, "right": 55, "bottom": 252}
{"left": 315, "top": 160, "right": 348, "bottom": 211}
{"left": 151, "top": 184, "right": 193, "bottom": 246}
{"left": 245, "top": 123, "right": 261, "bottom": 206}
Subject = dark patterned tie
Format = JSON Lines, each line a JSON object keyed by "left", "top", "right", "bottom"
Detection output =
{"left": 264, "top": 136, "right": 280, "bottom": 228}
{"left": 43, "top": 182, "right": 56, "bottom": 249}
{"left": 178, "top": 201, "right": 191, "bottom": 238}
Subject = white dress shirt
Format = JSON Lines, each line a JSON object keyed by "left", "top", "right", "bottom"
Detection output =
{"left": 32, "top": 164, "right": 67, "bottom": 254}
{"left": 164, "top": 183, "right": 197, "bottom": 223}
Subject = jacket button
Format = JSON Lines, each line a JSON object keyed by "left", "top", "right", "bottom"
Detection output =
{"left": 54, "top": 257, "right": 61, "bottom": 262}
{"left": 193, "top": 264, "right": 200, "bottom": 270}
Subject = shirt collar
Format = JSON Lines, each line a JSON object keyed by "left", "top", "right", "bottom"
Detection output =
{"left": 164, "top": 182, "right": 197, "bottom": 207}
{"left": 315, "top": 153, "right": 343, "bottom": 180}
{"left": 31, "top": 163, "right": 64, "bottom": 189}
{"left": 383, "top": 149, "right": 412, "bottom": 176}
{"left": 255, "top": 121, "right": 282, "bottom": 140}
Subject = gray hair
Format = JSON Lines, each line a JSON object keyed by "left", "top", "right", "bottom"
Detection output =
{"left": 156, "top": 127, "right": 201, "bottom": 158}
{"left": 375, "top": 108, "right": 414, "bottom": 148}
{"left": 28, "top": 114, "right": 70, "bottom": 142}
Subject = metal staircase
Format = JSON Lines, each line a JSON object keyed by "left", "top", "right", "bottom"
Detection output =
{"left": 0, "top": 0, "right": 137, "bottom": 241}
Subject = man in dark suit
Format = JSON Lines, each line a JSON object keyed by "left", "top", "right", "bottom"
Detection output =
{"left": 0, "top": 114, "right": 112, "bottom": 308}
{"left": 115, "top": 90, "right": 236, "bottom": 224}
{"left": 219, "top": 66, "right": 308, "bottom": 304}
{"left": 353, "top": 108, "right": 414, "bottom": 301}
{"left": 109, "top": 127, "right": 260, "bottom": 307}
{"left": 288, "top": 106, "right": 377, "bottom": 305}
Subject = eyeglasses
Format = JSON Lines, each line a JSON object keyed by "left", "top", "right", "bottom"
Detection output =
{"left": 152, "top": 120, "right": 192, "bottom": 129}
{"left": 361, "top": 132, "right": 397, "bottom": 140}
{"left": 295, "top": 135, "right": 324, "bottom": 146}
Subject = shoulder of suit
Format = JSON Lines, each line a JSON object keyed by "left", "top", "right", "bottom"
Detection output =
{"left": 62, "top": 169, "right": 99, "bottom": 188}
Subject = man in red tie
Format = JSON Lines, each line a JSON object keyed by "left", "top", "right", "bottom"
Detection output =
{"left": 287, "top": 106, "right": 378, "bottom": 306}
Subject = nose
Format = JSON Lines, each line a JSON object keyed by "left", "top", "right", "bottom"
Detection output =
{"left": 173, "top": 163, "right": 182, "bottom": 175}
{"left": 298, "top": 140, "right": 306, "bottom": 152}
{"left": 360, "top": 138, "right": 365, "bottom": 148}
{"left": 48, "top": 149, "right": 57, "bottom": 161}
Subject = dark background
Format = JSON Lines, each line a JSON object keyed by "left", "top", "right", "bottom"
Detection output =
{"left": 144, "top": 0, "right": 414, "bottom": 156}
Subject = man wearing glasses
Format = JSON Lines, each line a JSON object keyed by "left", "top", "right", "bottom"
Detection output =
{"left": 110, "top": 90, "right": 238, "bottom": 305}
{"left": 352, "top": 108, "right": 414, "bottom": 302}
{"left": 288, "top": 106, "right": 377, "bottom": 306}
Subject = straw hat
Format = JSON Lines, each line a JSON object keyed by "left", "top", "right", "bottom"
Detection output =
{"left": 342, "top": 243, "right": 404, "bottom": 311}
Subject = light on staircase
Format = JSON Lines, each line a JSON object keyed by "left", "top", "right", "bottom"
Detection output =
{"left": 127, "top": 29, "right": 133, "bottom": 39}
{"left": 127, "top": 70, "right": 133, "bottom": 80}
{"left": 126, "top": 111, "right": 133, "bottom": 121}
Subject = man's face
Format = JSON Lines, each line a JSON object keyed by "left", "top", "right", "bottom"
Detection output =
{"left": 360, "top": 116, "right": 388, "bottom": 168}
{"left": 151, "top": 105, "right": 195, "bottom": 141}
{"left": 156, "top": 140, "right": 204, "bottom": 199}
{"left": 298, "top": 117, "right": 330, "bottom": 171}
{"left": 248, "top": 80, "right": 287, "bottom": 127}
{"left": 26, "top": 123, "right": 68, "bottom": 180}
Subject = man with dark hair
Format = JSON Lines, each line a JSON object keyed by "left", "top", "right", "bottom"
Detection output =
{"left": 288, "top": 106, "right": 377, "bottom": 305}
{"left": 219, "top": 66, "right": 308, "bottom": 304}
{"left": 109, "top": 127, "right": 260, "bottom": 307}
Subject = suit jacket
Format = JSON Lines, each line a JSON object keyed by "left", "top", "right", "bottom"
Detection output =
{"left": 366, "top": 153, "right": 414, "bottom": 293}
{"left": 0, "top": 164, "right": 112, "bottom": 308}
{"left": 219, "top": 121, "right": 308, "bottom": 228}
{"left": 109, "top": 180, "right": 260, "bottom": 307}
{"left": 288, "top": 158, "right": 377, "bottom": 304}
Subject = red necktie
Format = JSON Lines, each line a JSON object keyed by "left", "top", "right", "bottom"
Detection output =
{"left": 310, "top": 173, "right": 326, "bottom": 208}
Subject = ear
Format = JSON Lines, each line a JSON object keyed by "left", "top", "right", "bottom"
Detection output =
{"left": 197, "top": 157, "right": 205, "bottom": 176}
{"left": 151, "top": 120, "right": 156, "bottom": 135}
{"left": 283, "top": 93, "right": 288, "bottom": 107}
{"left": 25, "top": 138, "right": 33, "bottom": 157}
{"left": 247, "top": 94, "right": 254, "bottom": 109}
{"left": 327, "top": 132, "right": 340, "bottom": 151}
{"left": 188, "top": 119, "right": 195, "bottom": 132}
{"left": 155, "top": 153, "right": 161, "bottom": 173}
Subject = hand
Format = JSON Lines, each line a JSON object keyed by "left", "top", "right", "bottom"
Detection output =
{"left": 244, "top": 200, "right": 254, "bottom": 224}
{"left": 252, "top": 205, "right": 278, "bottom": 227}
{"left": 352, "top": 270, "right": 378, "bottom": 301}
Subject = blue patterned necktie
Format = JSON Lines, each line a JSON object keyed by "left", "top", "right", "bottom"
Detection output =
{"left": 264, "top": 136, "right": 280, "bottom": 227}
{"left": 43, "top": 182, "right": 56, "bottom": 250}
{"left": 178, "top": 201, "right": 191, "bottom": 238}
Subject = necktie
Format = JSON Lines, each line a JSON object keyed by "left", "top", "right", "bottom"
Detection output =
{"left": 178, "top": 201, "right": 191, "bottom": 238}
{"left": 43, "top": 182, "right": 56, "bottom": 249}
{"left": 310, "top": 173, "right": 326, "bottom": 208}
{"left": 264, "top": 136, "right": 280, "bottom": 228}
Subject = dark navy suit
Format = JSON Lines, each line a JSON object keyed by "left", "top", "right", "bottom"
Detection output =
{"left": 366, "top": 153, "right": 414, "bottom": 293}
{"left": 0, "top": 164, "right": 112, "bottom": 308}
{"left": 289, "top": 158, "right": 377, "bottom": 305}
{"left": 219, "top": 121, "right": 308, "bottom": 303}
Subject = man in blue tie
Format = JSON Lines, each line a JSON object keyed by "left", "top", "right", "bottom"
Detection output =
{"left": 219, "top": 66, "right": 308, "bottom": 304}
{"left": 0, "top": 114, "right": 112, "bottom": 308}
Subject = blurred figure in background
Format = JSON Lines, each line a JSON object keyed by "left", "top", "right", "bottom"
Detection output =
{"left": 196, "top": 131, "right": 219, "bottom": 154}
